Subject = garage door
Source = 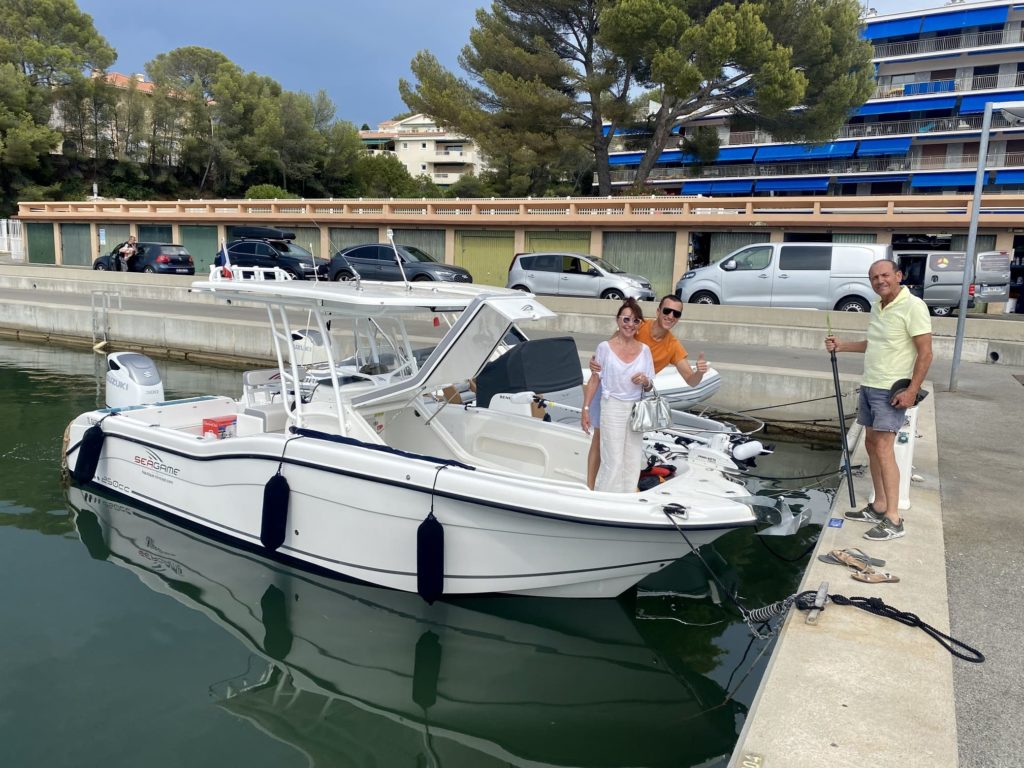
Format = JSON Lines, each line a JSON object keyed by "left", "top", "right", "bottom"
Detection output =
{"left": 288, "top": 226, "right": 322, "bottom": 258}
{"left": 709, "top": 232, "right": 765, "bottom": 262}
{"left": 97, "top": 224, "right": 130, "bottom": 255}
{"left": 455, "top": 230, "right": 515, "bottom": 286}
{"left": 525, "top": 230, "right": 591, "bottom": 255}
{"left": 328, "top": 227, "right": 378, "bottom": 254}
{"left": 138, "top": 225, "right": 172, "bottom": 243}
{"left": 60, "top": 223, "right": 92, "bottom": 266}
{"left": 180, "top": 225, "right": 219, "bottom": 272}
{"left": 602, "top": 231, "right": 676, "bottom": 297}
{"left": 394, "top": 228, "right": 446, "bottom": 260}
{"left": 27, "top": 223, "right": 55, "bottom": 264}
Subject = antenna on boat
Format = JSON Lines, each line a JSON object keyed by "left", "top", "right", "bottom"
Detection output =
{"left": 387, "top": 228, "right": 411, "bottom": 290}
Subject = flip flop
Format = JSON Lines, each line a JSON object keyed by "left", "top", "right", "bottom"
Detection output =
{"left": 851, "top": 570, "right": 900, "bottom": 584}
{"left": 838, "top": 547, "right": 886, "bottom": 567}
{"left": 817, "top": 549, "right": 873, "bottom": 573}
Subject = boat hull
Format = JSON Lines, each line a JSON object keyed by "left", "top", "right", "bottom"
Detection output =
{"left": 66, "top": 409, "right": 754, "bottom": 599}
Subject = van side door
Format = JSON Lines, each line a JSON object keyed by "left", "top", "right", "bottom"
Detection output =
{"left": 721, "top": 245, "right": 774, "bottom": 306}
{"left": 771, "top": 245, "right": 832, "bottom": 309}
{"left": 924, "top": 252, "right": 966, "bottom": 309}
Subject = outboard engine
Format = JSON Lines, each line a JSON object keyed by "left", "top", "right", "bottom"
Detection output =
{"left": 290, "top": 329, "right": 331, "bottom": 367}
{"left": 105, "top": 352, "right": 164, "bottom": 408}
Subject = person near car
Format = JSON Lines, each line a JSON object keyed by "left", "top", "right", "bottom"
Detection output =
{"left": 825, "top": 259, "right": 933, "bottom": 542}
{"left": 585, "top": 295, "right": 709, "bottom": 489}
{"left": 581, "top": 298, "right": 655, "bottom": 493}
{"left": 117, "top": 235, "right": 137, "bottom": 271}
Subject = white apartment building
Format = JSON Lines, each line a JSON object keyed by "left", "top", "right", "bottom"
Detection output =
{"left": 360, "top": 114, "right": 486, "bottom": 187}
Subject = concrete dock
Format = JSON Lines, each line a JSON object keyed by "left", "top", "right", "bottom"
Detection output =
{"left": 1, "top": 264, "right": 1022, "bottom": 767}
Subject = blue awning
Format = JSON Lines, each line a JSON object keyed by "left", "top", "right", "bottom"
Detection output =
{"left": 856, "top": 96, "right": 957, "bottom": 116}
{"left": 862, "top": 17, "right": 922, "bottom": 41}
{"left": 682, "top": 180, "right": 753, "bottom": 194}
{"left": 754, "top": 141, "right": 858, "bottom": 161}
{"left": 609, "top": 152, "right": 643, "bottom": 166}
{"left": 921, "top": 5, "right": 1009, "bottom": 34}
{"left": 718, "top": 146, "right": 757, "bottom": 162}
{"left": 754, "top": 177, "right": 830, "bottom": 192}
{"left": 857, "top": 137, "right": 913, "bottom": 156}
{"left": 837, "top": 175, "right": 909, "bottom": 184}
{"left": 960, "top": 91, "right": 1024, "bottom": 114}
{"left": 910, "top": 172, "right": 979, "bottom": 188}
{"left": 994, "top": 170, "right": 1024, "bottom": 185}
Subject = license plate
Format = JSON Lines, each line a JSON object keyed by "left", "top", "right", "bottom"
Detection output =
{"left": 176, "top": 268, "right": 189, "bottom": 273}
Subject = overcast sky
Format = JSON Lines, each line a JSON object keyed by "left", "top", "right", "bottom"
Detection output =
{"left": 77, "top": 0, "right": 963, "bottom": 127}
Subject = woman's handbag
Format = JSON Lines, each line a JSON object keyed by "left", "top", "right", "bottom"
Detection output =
{"left": 630, "top": 388, "right": 672, "bottom": 432}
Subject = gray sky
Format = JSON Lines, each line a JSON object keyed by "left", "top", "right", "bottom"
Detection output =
{"left": 77, "top": 0, "right": 962, "bottom": 126}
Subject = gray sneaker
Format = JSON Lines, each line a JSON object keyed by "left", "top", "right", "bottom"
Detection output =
{"left": 864, "top": 517, "right": 905, "bottom": 541}
{"left": 845, "top": 503, "right": 884, "bottom": 524}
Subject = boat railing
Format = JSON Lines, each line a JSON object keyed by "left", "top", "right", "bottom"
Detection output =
{"left": 208, "top": 265, "right": 295, "bottom": 281}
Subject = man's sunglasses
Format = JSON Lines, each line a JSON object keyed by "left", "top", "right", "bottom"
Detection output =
{"left": 661, "top": 307, "right": 682, "bottom": 319}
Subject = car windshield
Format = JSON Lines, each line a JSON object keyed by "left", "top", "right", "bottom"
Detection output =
{"left": 400, "top": 245, "right": 440, "bottom": 263}
{"left": 273, "top": 241, "right": 314, "bottom": 258}
{"left": 588, "top": 256, "right": 624, "bottom": 274}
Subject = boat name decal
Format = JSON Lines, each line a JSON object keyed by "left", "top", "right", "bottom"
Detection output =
{"left": 136, "top": 547, "right": 183, "bottom": 576}
{"left": 134, "top": 448, "right": 181, "bottom": 477}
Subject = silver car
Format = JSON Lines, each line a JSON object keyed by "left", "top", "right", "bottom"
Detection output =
{"left": 506, "top": 252, "right": 655, "bottom": 300}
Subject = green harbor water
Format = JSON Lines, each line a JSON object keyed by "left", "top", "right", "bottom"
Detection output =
{"left": 0, "top": 338, "right": 838, "bottom": 768}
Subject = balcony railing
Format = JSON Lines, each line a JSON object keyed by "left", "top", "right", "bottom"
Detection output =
{"left": 609, "top": 151, "right": 1024, "bottom": 185}
{"left": 872, "top": 26, "right": 1024, "bottom": 60}
{"left": 870, "top": 70, "right": 1024, "bottom": 100}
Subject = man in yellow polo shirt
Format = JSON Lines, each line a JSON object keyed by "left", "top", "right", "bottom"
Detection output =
{"left": 825, "top": 259, "right": 933, "bottom": 541}
{"left": 586, "top": 294, "right": 709, "bottom": 488}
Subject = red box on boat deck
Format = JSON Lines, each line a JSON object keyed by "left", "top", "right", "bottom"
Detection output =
{"left": 203, "top": 415, "right": 237, "bottom": 439}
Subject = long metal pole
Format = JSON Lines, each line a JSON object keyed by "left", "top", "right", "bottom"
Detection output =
{"left": 830, "top": 349, "right": 857, "bottom": 507}
{"left": 949, "top": 102, "right": 991, "bottom": 391}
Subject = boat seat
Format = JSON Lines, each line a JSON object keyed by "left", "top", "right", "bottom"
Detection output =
{"left": 244, "top": 405, "right": 289, "bottom": 433}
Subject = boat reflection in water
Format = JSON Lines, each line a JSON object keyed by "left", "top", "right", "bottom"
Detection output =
{"left": 70, "top": 484, "right": 744, "bottom": 768}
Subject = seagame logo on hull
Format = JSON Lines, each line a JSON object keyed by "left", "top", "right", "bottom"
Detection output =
{"left": 135, "top": 448, "right": 181, "bottom": 479}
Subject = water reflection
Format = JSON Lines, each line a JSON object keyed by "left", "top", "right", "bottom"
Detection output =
{"left": 69, "top": 484, "right": 745, "bottom": 768}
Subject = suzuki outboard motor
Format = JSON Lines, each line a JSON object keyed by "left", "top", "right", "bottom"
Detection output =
{"left": 105, "top": 352, "right": 165, "bottom": 408}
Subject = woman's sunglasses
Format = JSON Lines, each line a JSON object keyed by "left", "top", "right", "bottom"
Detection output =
{"left": 661, "top": 307, "right": 682, "bottom": 319}
{"left": 618, "top": 316, "right": 640, "bottom": 325}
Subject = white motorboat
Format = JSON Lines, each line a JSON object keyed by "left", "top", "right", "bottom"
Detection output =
{"left": 68, "top": 485, "right": 741, "bottom": 766}
{"left": 64, "top": 276, "right": 756, "bottom": 599}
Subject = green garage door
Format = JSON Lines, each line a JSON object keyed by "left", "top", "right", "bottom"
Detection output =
{"left": 288, "top": 226, "right": 322, "bottom": 258}
{"left": 60, "top": 223, "right": 92, "bottom": 266}
{"left": 180, "top": 225, "right": 219, "bottom": 272}
{"left": 455, "top": 230, "right": 515, "bottom": 286}
{"left": 394, "top": 228, "right": 446, "bottom": 260}
{"left": 27, "top": 223, "right": 55, "bottom": 264}
{"left": 525, "top": 230, "right": 591, "bottom": 255}
{"left": 709, "top": 232, "right": 765, "bottom": 262}
{"left": 138, "top": 224, "right": 172, "bottom": 243}
{"left": 602, "top": 231, "right": 676, "bottom": 298}
{"left": 97, "top": 223, "right": 130, "bottom": 255}
{"left": 328, "top": 227, "right": 378, "bottom": 254}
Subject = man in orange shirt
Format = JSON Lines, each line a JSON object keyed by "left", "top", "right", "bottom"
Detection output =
{"left": 586, "top": 294, "right": 708, "bottom": 488}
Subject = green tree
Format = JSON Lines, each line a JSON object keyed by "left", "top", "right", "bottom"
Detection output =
{"left": 400, "top": 0, "right": 631, "bottom": 196}
{"left": 244, "top": 183, "right": 297, "bottom": 199}
{"left": 354, "top": 153, "right": 417, "bottom": 197}
{"left": 599, "top": 0, "right": 874, "bottom": 188}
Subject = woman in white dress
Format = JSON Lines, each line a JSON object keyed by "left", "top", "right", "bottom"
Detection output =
{"left": 580, "top": 299, "right": 655, "bottom": 492}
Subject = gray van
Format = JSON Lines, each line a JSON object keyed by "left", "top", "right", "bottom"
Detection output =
{"left": 896, "top": 250, "right": 1011, "bottom": 316}
{"left": 675, "top": 242, "right": 891, "bottom": 311}
{"left": 506, "top": 252, "right": 656, "bottom": 300}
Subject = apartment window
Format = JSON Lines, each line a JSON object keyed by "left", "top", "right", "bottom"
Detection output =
{"left": 421, "top": 164, "right": 427, "bottom": 171}
{"left": 402, "top": 142, "right": 408, "bottom": 149}
{"left": 421, "top": 142, "right": 427, "bottom": 149}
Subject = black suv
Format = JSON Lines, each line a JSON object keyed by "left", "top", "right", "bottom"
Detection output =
{"left": 328, "top": 243, "right": 472, "bottom": 283}
{"left": 93, "top": 242, "right": 195, "bottom": 274}
{"left": 220, "top": 227, "right": 329, "bottom": 279}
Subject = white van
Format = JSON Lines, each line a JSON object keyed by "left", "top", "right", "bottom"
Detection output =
{"left": 896, "top": 250, "right": 1011, "bottom": 316}
{"left": 675, "top": 242, "right": 892, "bottom": 311}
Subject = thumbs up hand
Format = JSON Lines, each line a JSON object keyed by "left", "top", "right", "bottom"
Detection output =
{"left": 695, "top": 351, "right": 708, "bottom": 375}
